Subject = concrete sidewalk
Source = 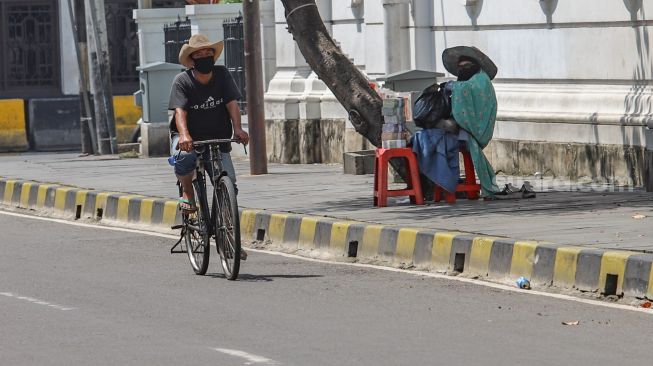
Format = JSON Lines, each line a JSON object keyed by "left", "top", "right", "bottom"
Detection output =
{"left": 1, "top": 152, "right": 652, "bottom": 252}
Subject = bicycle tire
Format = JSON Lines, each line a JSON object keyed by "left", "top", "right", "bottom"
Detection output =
{"left": 214, "top": 175, "right": 241, "bottom": 280}
{"left": 185, "top": 179, "right": 210, "bottom": 275}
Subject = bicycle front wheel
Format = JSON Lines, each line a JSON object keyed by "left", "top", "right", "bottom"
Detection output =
{"left": 185, "top": 179, "right": 210, "bottom": 275}
{"left": 214, "top": 175, "right": 241, "bottom": 280}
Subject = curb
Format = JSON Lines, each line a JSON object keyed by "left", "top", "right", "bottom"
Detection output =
{"left": 2, "top": 177, "right": 652, "bottom": 301}
{"left": 0, "top": 178, "right": 181, "bottom": 230}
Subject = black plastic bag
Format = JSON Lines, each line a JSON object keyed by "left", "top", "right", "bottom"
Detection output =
{"left": 413, "top": 82, "right": 452, "bottom": 129}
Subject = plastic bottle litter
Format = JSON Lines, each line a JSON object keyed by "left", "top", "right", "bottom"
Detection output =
{"left": 516, "top": 276, "right": 531, "bottom": 289}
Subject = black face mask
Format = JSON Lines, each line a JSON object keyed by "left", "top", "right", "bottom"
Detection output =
{"left": 193, "top": 56, "right": 214, "bottom": 74}
{"left": 457, "top": 63, "right": 481, "bottom": 81}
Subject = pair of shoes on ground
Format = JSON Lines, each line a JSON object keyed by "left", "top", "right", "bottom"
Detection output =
{"left": 493, "top": 182, "right": 536, "bottom": 200}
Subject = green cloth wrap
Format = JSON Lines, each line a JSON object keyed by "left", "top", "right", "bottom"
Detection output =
{"left": 451, "top": 71, "right": 499, "bottom": 197}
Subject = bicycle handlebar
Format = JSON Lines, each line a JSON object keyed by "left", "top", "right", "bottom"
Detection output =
{"left": 192, "top": 138, "right": 243, "bottom": 147}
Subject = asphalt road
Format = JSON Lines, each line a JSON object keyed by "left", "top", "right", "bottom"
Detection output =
{"left": 1, "top": 212, "right": 652, "bottom": 366}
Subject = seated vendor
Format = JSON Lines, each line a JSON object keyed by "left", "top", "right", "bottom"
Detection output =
{"left": 411, "top": 46, "right": 500, "bottom": 199}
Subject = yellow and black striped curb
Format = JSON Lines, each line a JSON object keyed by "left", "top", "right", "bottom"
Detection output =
{"left": 0, "top": 178, "right": 181, "bottom": 229}
{"left": 240, "top": 211, "right": 653, "bottom": 300}
{"left": 2, "top": 178, "right": 652, "bottom": 300}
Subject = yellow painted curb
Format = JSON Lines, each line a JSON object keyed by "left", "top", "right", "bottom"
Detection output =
{"left": 330, "top": 221, "right": 355, "bottom": 253}
{"left": 395, "top": 228, "right": 421, "bottom": 262}
{"left": 298, "top": 217, "right": 319, "bottom": 249}
{"left": 510, "top": 241, "right": 539, "bottom": 279}
{"left": 553, "top": 247, "right": 583, "bottom": 287}
{"left": 268, "top": 213, "right": 288, "bottom": 243}
{"left": 469, "top": 236, "right": 496, "bottom": 276}
{"left": 3, "top": 180, "right": 16, "bottom": 204}
{"left": 360, "top": 225, "right": 384, "bottom": 258}
{"left": 54, "top": 187, "right": 72, "bottom": 211}
{"left": 431, "top": 232, "right": 459, "bottom": 270}
{"left": 162, "top": 200, "right": 179, "bottom": 226}
{"left": 599, "top": 251, "right": 634, "bottom": 295}
{"left": 20, "top": 182, "right": 33, "bottom": 208}
{"left": 240, "top": 209, "right": 259, "bottom": 241}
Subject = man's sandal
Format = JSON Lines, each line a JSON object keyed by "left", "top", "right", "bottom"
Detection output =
{"left": 179, "top": 198, "right": 197, "bottom": 212}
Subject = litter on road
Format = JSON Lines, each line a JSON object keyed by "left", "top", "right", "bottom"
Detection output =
{"left": 562, "top": 320, "right": 580, "bottom": 326}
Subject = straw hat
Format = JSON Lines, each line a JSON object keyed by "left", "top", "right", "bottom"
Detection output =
{"left": 442, "top": 46, "right": 497, "bottom": 80}
{"left": 178, "top": 34, "right": 224, "bottom": 68}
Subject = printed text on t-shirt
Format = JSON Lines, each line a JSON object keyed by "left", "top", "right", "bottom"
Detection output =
{"left": 191, "top": 96, "right": 224, "bottom": 110}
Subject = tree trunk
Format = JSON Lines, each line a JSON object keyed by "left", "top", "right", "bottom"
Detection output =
{"left": 280, "top": 0, "right": 412, "bottom": 184}
{"left": 279, "top": 0, "right": 383, "bottom": 146}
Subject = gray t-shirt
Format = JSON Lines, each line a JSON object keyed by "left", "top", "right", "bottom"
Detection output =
{"left": 168, "top": 65, "right": 242, "bottom": 145}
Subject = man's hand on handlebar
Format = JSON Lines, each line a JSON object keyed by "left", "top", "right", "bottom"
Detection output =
{"left": 233, "top": 128, "right": 250, "bottom": 145}
{"left": 177, "top": 133, "right": 194, "bottom": 152}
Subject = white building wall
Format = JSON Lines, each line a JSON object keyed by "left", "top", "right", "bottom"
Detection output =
{"left": 434, "top": 0, "right": 653, "bottom": 81}
{"left": 363, "top": 0, "right": 386, "bottom": 78}
{"left": 264, "top": 0, "right": 653, "bottom": 179}
{"left": 428, "top": 0, "right": 653, "bottom": 154}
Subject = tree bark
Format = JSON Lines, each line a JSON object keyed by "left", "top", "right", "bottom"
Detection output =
{"left": 280, "top": 0, "right": 414, "bottom": 185}
{"left": 279, "top": 0, "right": 383, "bottom": 147}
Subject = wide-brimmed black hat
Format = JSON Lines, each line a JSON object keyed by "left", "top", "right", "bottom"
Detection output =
{"left": 442, "top": 46, "right": 497, "bottom": 80}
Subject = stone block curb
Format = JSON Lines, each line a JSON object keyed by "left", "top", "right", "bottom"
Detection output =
{"left": 2, "top": 177, "right": 651, "bottom": 301}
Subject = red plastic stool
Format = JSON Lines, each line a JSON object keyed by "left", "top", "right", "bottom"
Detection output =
{"left": 374, "top": 148, "right": 424, "bottom": 207}
{"left": 434, "top": 149, "right": 481, "bottom": 204}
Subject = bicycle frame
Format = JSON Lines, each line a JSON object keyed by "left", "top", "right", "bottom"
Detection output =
{"left": 193, "top": 139, "right": 242, "bottom": 237}
{"left": 171, "top": 138, "right": 243, "bottom": 252}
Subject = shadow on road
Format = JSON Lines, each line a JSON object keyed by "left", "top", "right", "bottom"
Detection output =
{"left": 207, "top": 273, "right": 324, "bottom": 282}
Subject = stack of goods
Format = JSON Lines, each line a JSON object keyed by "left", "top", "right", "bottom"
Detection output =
{"left": 381, "top": 97, "right": 409, "bottom": 149}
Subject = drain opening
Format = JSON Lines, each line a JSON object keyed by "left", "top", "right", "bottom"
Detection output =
{"left": 604, "top": 274, "right": 618, "bottom": 296}
{"left": 454, "top": 253, "right": 465, "bottom": 273}
{"left": 96, "top": 208, "right": 103, "bottom": 220}
{"left": 347, "top": 241, "right": 358, "bottom": 258}
{"left": 75, "top": 205, "right": 82, "bottom": 220}
{"left": 256, "top": 229, "right": 266, "bottom": 241}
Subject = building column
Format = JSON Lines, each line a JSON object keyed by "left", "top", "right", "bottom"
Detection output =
{"left": 133, "top": 8, "right": 185, "bottom": 66}
{"left": 185, "top": 3, "right": 242, "bottom": 65}
{"left": 411, "top": 0, "right": 436, "bottom": 71}
{"left": 383, "top": 0, "right": 411, "bottom": 75}
{"left": 260, "top": 0, "right": 277, "bottom": 90}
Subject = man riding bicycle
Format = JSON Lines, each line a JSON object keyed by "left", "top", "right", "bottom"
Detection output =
{"left": 168, "top": 33, "right": 249, "bottom": 213}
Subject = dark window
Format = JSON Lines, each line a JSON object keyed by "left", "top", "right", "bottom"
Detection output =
{"left": 0, "top": 0, "right": 59, "bottom": 98}
{"left": 105, "top": 0, "right": 139, "bottom": 94}
{"left": 105, "top": 0, "right": 187, "bottom": 94}
{"left": 164, "top": 18, "right": 191, "bottom": 64}
{"left": 223, "top": 16, "right": 246, "bottom": 113}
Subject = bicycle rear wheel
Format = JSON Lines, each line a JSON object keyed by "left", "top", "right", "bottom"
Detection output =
{"left": 214, "top": 175, "right": 241, "bottom": 280}
{"left": 185, "top": 179, "right": 210, "bottom": 275}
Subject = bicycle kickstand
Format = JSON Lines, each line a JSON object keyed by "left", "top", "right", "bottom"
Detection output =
{"left": 170, "top": 224, "right": 186, "bottom": 254}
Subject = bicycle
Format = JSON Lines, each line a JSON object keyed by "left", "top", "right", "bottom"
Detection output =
{"left": 170, "top": 138, "right": 245, "bottom": 280}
